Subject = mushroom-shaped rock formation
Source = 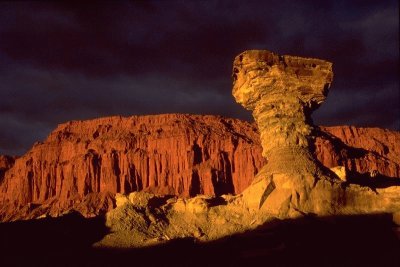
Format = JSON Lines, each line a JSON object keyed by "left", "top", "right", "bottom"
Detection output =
{"left": 233, "top": 50, "right": 400, "bottom": 217}
{"left": 232, "top": 50, "right": 332, "bottom": 174}
{"left": 84, "top": 50, "right": 400, "bottom": 248}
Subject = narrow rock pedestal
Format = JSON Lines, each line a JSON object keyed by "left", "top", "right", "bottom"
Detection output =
{"left": 232, "top": 50, "right": 400, "bottom": 217}
{"left": 232, "top": 50, "right": 333, "bottom": 175}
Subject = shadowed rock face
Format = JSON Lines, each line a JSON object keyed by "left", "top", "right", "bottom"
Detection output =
{"left": 232, "top": 50, "right": 333, "bottom": 175}
{"left": 0, "top": 155, "right": 15, "bottom": 182}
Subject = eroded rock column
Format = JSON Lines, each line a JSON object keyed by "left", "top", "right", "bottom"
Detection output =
{"left": 232, "top": 50, "right": 400, "bottom": 218}
{"left": 233, "top": 50, "right": 333, "bottom": 175}
{"left": 233, "top": 50, "right": 337, "bottom": 216}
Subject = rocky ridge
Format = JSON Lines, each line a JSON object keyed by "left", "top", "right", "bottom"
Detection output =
{"left": 0, "top": 114, "right": 399, "bottom": 221}
{"left": 0, "top": 114, "right": 265, "bottom": 221}
{"left": 317, "top": 126, "right": 400, "bottom": 178}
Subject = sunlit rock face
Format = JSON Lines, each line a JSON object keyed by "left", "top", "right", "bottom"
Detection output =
{"left": 0, "top": 114, "right": 265, "bottom": 221}
{"left": 0, "top": 50, "right": 399, "bottom": 223}
{"left": 232, "top": 50, "right": 333, "bottom": 175}
{"left": 233, "top": 50, "right": 399, "bottom": 217}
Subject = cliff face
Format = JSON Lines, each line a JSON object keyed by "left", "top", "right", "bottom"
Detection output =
{"left": 316, "top": 126, "right": 400, "bottom": 178}
{"left": 0, "top": 114, "right": 265, "bottom": 220}
{"left": 0, "top": 114, "right": 399, "bottom": 220}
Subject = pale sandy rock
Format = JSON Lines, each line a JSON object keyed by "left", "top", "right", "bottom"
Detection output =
{"left": 97, "top": 192, "right": 258, "bottom": 247}
{"left": 232, "top": 50, "right": 333, "bottom": 160}
{"left": 370, "top": 170, "right": 378, "bottom": 178}
{"left": 393, "top": 211, "right": 400, "bottom": 226}
{"left": 115, "top": 193, "right": 129, "bottom": 207}
{"left": 233, "top": 50, "right": 337, "bottom": 216}
{"left": 330, "top": 166, "right": 347, "bottom": 181}
{"left": 128, "top": 191, "right": 155, "bottom": 208}
{"left": 186, "top": 195, "right": 211, "bottom": 213}
{"left": 172, "top": 198, "right": 186, "bottom": 213}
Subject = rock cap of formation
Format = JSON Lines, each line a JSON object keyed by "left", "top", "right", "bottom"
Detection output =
{"left": 233, "top": 50, "right": 333, "bottom": 163}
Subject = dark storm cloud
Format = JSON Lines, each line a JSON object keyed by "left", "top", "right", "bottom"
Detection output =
{"left": 313, "top": 83, "right": 399, "bottom": 128}
{"left": 0, "top": 1, "right": 271, "bottom": 79}
{"left": 0, "top": 0, "right": 398, "bottom": 155}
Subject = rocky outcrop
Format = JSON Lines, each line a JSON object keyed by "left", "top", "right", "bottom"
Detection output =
{"left": 316, "top": 126, "right": 400, "bottom": 178}
{"left": 0, "top": 114, "right": 265, "bottom": 220}
{"left": 233, "top": 50, "right": 400, "bottom": 216}
{"left": 232, "top": 50, "right": 333, "bottom": 169}
{"left": 0, "top": 111, "right": 399, "bottom": 221}
{"left": 233, "top": 50, "right": 336, "bottom": 215}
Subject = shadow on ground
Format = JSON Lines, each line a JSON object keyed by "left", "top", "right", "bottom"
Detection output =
{"left": 0, "top": 212, "right": 399, "bottom": 267}
{"left": 346, "top": 171, "right": 400, "bottom": 189}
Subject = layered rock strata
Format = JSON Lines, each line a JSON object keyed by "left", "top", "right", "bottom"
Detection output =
{"left": 232, "top": 50, "right": 333, "bottom": 174}
{"left": 317, "top": 126, "right": 400, "bottom": 178}
{"left": 232, "top": 50, "right": 400, "bottom": 216}
{"left": 0, "top": 113, "right": 399, "bottom": 221}
{"left": 0, "top": 115, "right": 265, "bottom": 221}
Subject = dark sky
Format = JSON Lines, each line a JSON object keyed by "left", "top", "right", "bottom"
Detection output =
{"left": 0, "top": 0, "right": 399, "bottom": 155}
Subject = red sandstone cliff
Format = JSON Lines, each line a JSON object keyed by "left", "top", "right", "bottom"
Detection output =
{"left": 316, "top": 126, "right": 400, "bottom": 178}
{"left": 0, "top": 114, "right": 265, "bottom": 220}
{"left": 0, "top": 114, "right": 399, "bottom": 220}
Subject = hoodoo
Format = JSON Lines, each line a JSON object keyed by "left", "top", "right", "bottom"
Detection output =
{"left": 232, "top": 50, "right": 333, "bottom": 173}
{"left": 233, "top": 50, "right": 400, "bottom": 217}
